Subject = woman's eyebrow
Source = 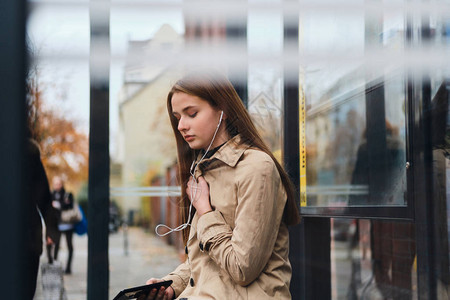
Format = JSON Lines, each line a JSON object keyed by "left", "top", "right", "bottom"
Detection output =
{"left": 173, "top": 105, "right": 197, "bottom": 115}
{"left": 182, "top": 105, "right": 197, "bottom": 112}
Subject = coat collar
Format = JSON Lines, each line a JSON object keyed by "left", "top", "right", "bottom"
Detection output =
{"left": 192, "top": 134, "right": 249, "bottom": 177}
{"left": 211, "top": 134, "right": 249, "bottom": 167}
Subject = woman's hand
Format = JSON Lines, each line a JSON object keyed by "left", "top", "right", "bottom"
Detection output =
{"left": 137, "top": 278, "right": 174, "bottom": 300}
{"left": 187, "top": 176, "right": 212, "bottom": 216}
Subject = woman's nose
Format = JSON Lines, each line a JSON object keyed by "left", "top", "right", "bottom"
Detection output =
{"left": 178, "top": 117, "right": 188, "bottom": 131}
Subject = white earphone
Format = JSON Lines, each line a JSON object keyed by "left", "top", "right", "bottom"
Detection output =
{"left": 218, "top": 110, "right": 224, "bottom": 128}
{"left": 155, "top": 110, "right": 224, "bottom": 237}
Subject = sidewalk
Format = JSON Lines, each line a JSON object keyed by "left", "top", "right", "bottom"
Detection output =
{"left": 34, "top": 227, "right": 182, "bottom": 300}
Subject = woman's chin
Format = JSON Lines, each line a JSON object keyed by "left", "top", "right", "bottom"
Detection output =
{"left": 186, "top": 141, "right": 203, "bottom": 150}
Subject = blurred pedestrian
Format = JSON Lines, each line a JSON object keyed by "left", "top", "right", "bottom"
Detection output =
{"left": 26, "top": 138, "right": 56, "bottom": 299}
{"left": 50, "top": 176, "right": 76, "bottom": 274}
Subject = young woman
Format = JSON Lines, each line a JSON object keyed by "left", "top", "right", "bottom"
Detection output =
{"left": 143, "top": 71, "right": 300, "bottom": 300}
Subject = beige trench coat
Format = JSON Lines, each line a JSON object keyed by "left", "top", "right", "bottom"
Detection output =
{"left": 163, "top": 135, "right": 292, "bottom": 299}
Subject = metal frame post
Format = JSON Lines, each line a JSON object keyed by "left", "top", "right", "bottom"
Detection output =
{"left": 0, "top": 0, "right": 27, "bottom": 298}
{"left": 88, "top": 1, "right": 110, "bottom": 299}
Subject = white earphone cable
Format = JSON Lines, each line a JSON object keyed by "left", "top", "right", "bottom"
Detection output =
{"left": 155, "top": 111, "right": 224, "bottom": 237}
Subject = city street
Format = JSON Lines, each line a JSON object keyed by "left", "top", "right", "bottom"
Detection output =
{"left": 34, "top": 227, "right": 182, "bottom": 300}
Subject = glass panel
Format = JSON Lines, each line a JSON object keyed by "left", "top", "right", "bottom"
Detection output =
{"left": 248, "top": 6, "right": 284, "bottom": 155}
{"left": 109, "top": 0, "right": 285, "bottom": 298}
{"left": 429, "top": 4, "right": 450, "bottom": 297}
{"left": 26, "top": 1, "right": 450, "bottom": 299}
{"left": 430, "top": 82, "right": 450, "bottom": 298}
{"left": 331, "top": 218, "right": 417, "bottom": 299}
{"left": 301, "top": 0, "right": 408, "bottom": 207}
{"left": 109, "top": 2, "right": 185, "bottom": 298}
{"left": 27, "top": 1, "right": 90, "bottom": 298}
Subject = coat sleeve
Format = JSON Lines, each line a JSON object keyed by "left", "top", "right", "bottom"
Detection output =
{"left": 196, "top": 158, "right": 287, "bottom": 286}
{"left": 34, "top": 154, "right": 52, "bottom": 220}
{"left": 28, "top": 140, "right": 56, "bottom": 240}
{"left": 161, "top": 259, "right": 190, "bottom": 297}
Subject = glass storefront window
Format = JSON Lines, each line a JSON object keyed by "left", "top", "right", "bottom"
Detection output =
{"left": 300, "top": 0, "right": 408, "bottom": 208}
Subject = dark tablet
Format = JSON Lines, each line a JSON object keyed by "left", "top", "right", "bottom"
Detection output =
{"left": 113, "top": 280, "right": 173, "bottom": 300}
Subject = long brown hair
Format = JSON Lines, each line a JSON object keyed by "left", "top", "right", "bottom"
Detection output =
{"left": 167, "top": 70, "right": 301, "bottom": 244}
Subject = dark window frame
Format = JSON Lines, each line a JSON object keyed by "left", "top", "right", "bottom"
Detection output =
{"left": 299, "top": 75, "right": 415, "bottom": 221}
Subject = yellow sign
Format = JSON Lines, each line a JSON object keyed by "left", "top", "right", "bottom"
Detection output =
{"left": 299, "top": 86, "right": 307, "bottom": 207}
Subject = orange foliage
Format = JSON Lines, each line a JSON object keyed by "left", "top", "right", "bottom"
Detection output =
{"left": 27, "top": 74, "right": 88, "bottom": 192}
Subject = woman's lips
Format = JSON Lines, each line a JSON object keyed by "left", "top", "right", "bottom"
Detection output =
{"left": 184, "top": 135, "right": 194, "bottom": 142}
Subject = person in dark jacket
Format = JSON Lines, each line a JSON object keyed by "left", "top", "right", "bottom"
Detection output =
{"left": 26, "top": 139, "right": 57, "bottom": 299}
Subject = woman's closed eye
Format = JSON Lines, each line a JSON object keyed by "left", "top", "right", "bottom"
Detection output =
{"left": 188, "top": 112, "right": 198, "bottom": 118}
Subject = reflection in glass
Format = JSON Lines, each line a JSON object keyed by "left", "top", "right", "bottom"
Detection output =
{"left": 430, "top": 80, "right": 450, "bottom": 298}
{"left": 331, "top": 218, "right": 417, "bottom": 299}
{"left": 301, "top": 2, "right": 408, "bottom": 207}
{"left": 349, "top": 79, "right": 407, "bottom": 206}
{"left": 304, "top": 76, "right": 407, "bottom": 207}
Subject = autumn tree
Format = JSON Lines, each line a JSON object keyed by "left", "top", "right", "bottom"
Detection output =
{"left": 26, "top": 70, "right": 88, "bottom": 193}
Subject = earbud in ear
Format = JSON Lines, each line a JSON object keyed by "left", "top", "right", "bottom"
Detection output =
{"left": 217, "top": 111, "right": 224, "bottom": 128}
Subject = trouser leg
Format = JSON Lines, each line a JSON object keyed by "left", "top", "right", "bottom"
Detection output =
{"left": 53, "top": 231, "right": 62, "bottom": 260}
{"left": 65, "top": 230, "right": 74, "bottom": 273}
{"left": 46, "top": 243, "right": 53, "bottom": 264}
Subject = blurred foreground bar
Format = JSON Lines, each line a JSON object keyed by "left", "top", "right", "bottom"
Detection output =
{"left": 88, "top": 1, "right": 110, "bottom": 300}
{"left": 0, "top": 0, "right": 27, "bottom": 299}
